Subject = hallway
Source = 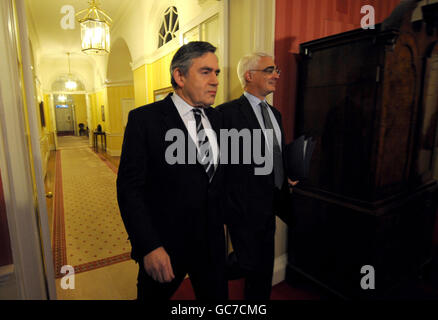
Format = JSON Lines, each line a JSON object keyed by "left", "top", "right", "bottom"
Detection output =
{"left": 47, "top": 136, "right": 137, "bottom": 299}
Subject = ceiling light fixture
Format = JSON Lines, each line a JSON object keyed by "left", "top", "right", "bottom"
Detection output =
{"left": 65, "top": 52, "right": 77, "bottom": 90}
{"left": 76, "top": 0, "right": 112, "bottom": 55}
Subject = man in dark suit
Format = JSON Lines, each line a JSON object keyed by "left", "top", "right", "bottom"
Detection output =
{"left": 217, "top": 52, "right": 297, "bottom": 300}
{"left": 116, "top": 41, "right": 227, "bottom": 300}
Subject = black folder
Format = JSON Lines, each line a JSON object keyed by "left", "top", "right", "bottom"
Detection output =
{"left": 285, "top": 135, "right": 315, "bottom": 181}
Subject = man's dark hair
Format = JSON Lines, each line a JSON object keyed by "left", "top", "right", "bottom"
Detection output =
{"left": 170, "top": 41, "right": 217, "bottom": 89}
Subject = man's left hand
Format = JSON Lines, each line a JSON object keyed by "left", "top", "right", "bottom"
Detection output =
{"left": 288, "top": 178, "right": 299, "bottom": 193}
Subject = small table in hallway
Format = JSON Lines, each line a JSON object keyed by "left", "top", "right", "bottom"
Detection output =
{"left": 93, "top": 131, "right": 106, "bottom": 153}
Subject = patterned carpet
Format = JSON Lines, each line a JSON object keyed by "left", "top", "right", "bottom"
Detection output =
{"left": 56, "top": 135, "right": 91, "bottom": 150}
{"left": 53, "top": 138, "right": 130, "bottom": 278}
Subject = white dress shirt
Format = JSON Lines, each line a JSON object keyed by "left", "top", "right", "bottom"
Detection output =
{"left": 244, "top": 91, "right": 282, "bottom": 151}
{"left": 171, "top": 92, "right": 219, "bottom": 167}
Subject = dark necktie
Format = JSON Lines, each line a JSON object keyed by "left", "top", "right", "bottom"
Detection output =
{"left": 259, "top": 101, "right": 284, "bottom": 189}
{"left": 193, "top": 108, "right": 215, "bottom": 182}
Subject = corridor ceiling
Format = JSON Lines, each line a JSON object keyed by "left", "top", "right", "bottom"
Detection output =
{"left": 24, "top": 0, "right": 218, "bottom": 92}
{"left": 25, "top": 0, "right": 142, "bottom": 91}
{"left": 26, "top": 0, "right": 130, "bottom": 58}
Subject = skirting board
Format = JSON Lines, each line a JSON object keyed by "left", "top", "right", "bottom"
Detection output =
{"left": 272, "top": 253, "right": 287, "bottom": 285}
{"left": 107, "top": 148, "right": 121, "bottom": 157}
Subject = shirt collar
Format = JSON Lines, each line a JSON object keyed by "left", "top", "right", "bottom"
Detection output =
{"left": 244, "top": 91, "right": 268, "bottom": 107}
{"left": 172, "top": 92, "right": 205, "bottom": 118}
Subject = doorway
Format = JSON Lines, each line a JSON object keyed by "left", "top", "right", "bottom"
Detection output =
{"left": 53, "top": 94, "right": 88, "bottom": 137}
{"left": 55, "top": 104, "right": 74, "bottom": 135}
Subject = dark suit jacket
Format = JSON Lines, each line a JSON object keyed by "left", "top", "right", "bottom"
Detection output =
{"left": 217, "top": 95, "right": 291, "bottom": 270}
{"left": 116, "top": 94, "right": 226, "bottom": 276}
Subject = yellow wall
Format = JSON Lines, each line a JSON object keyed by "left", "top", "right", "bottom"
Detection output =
{"left": 89, "top": 89, "right": 107, "bottom": 132}
{"left": 89, "top": 93, "right": 97, "bottom": 130}
{"left": 106, "top": 85, "right": 134, "bottom": 152}
{"left": 107, "top": 86, "right": 134, "bottom": 132}
{"left": 200, "top": 14, "right": 224, "bottom": 106}
{"left": 133, "top": 65, "right": 147, "bottom": 108}
{"left": 88, "top": 85, "right": 135, "bottom": 154}
{"left": 147, "top": 50, "right": 176, "bottom": 103}
{"left": 42, "top": 94, "right": 54, "bottom": 148}
{"left": 35, "top": 90, "right": 55, "bottom": 177}
{"left": 229, "top": 0, "right": 253, "bottom": 100}
{"left": 133, "top": 50, "right": 176, "bottom": 110}
{"left": 72, "top": 94, "right": 87, "bottom": 131}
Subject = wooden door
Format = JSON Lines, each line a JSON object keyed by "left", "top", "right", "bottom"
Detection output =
{"left": 55, "top": 105, "right": 74, "bottom": 132}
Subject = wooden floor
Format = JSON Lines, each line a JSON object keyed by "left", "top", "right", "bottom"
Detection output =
{"left": 101, "top": 151, "right": 120, "bottom": 169}
{"left": 45, "top": 150, "right": 56, "bottom": 237}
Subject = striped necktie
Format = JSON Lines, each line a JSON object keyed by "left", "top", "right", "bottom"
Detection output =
{"left": 259, "top": 101, "right": 284, "bottom": 189}
{"left": 192, "top": 108, "right": 215, "bottom": 182}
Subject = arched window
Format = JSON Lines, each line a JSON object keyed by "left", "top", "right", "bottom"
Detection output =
{"left": 158, "top": 6, "right": 179, "bottom": 48}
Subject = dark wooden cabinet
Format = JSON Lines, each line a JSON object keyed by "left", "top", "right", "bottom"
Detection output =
{"left": 287, "top": 7, "right": 438, "bottom": 299}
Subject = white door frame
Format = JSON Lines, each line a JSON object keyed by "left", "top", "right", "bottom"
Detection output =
{"left": 0, "top": 0, "right": 56, "bottom": 299}
{"left": 15, "top": 0, "right": 56, "bottom": 298}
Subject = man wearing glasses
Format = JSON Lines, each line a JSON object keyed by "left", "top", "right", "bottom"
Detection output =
{"left": 217, "top": 53, "right": 297, "bottom": 300}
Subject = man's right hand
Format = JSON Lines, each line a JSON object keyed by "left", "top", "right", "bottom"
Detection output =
{"left": 143, "top": 247, "right": 175, "bottom": 283}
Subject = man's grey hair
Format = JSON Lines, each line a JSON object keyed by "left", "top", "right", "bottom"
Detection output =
{"left": 237, "top": 52, "right": 272, "bottom": 88}
{"left": 170, "top": 41, "right": 217, "bottom": 89}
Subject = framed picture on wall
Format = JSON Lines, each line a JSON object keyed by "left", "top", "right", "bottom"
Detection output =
{"left": 101, "top": 105, "right": 105, "bottom": 122}
{"left": 39, "top": 101, "right": 46, "bottom": 127}
{"left": 154, "top": 87, "right": 173, "bottom": 102}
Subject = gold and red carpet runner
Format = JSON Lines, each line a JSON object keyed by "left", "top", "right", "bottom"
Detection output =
{"left": 52, "top": 143, "right": 131, "bottom": 278}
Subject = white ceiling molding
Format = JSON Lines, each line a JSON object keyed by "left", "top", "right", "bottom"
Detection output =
{"left": 50, "top": 90, "right": 87, "bottom": 95}
{"left": 104, "top": 80, "right": 134, "bottom": 88}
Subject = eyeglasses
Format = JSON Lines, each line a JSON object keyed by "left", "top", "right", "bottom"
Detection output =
{"left": 250, "top": 66, "right": 281, "bottom": 75}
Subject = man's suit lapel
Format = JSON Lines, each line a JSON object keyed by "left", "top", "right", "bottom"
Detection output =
{"left": 161, "top": 93, "right": 189, "bottom": 135}
{"left": 204, "top": 107, "right": 220, "bottom": 137}
{"left": 238, "top": 95, "right": 263, "bottom": 131}
{"left": 161, "top": 94, "right": 200, "bottom": 171}
{"left": 238, "top": 95, "right": 270, "bottom": 156}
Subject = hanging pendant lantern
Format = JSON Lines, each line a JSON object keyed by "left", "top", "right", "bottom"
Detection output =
{"left": 76, "top": 0, "right": 112, "bottom": 55}
{"left": 65, "top": 52, "right": 77, "bottom": 90}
